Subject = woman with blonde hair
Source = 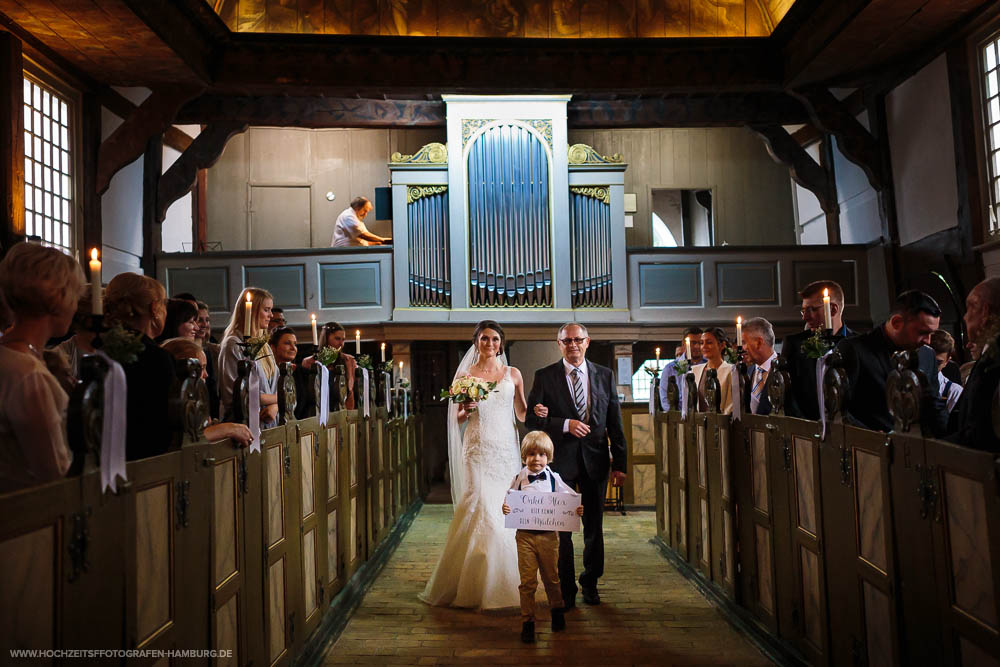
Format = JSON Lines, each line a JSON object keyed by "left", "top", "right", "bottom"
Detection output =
{"left": 218, "top": 287, "right": 279, "bottom": 427}
{"left": 0, "top": 242, "right": 84, "bottom": 491}
{"left": 104, "top": 272, "right": 177, "bottom": 460}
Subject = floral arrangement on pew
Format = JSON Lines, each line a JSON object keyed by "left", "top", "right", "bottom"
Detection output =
{"left": 673, "top": 358, "right": 691, "bottom": 375}
{"left": 357, "top": 354, "right": 374, "bottom": 371}
{"left": 642, "top": 363, "right": 661, "bottom": 378}
{"left": 316, "top": 345, "right": 340, "bottom": 366}
{"left": 801, "top": 329, "right": 834, "bottom": 360}
{"left": 439, "top": 375, "right": 497, "bottom": 403}
{"left": 242, "top": 333, "right": 271, "bottom": 362}
{"left": 723, "top": 346, "right": 741, "bottom": 365}
{"left": 101, "top": 323, "right": 145, "bottom": 365}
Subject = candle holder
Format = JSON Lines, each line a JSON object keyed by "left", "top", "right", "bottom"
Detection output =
{"left": 735, "top": 344, "right": 749, "bottom": 410}
{"left": 84, "top": 313, "right": 107, "bottom": 348}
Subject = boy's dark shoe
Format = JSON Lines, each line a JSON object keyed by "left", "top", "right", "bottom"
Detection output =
{"left": 521, "top": 621, "right": 535, "bottom": 644}
{"left": 551, "top": 608, "right": 566, "bottom": 632}
{"left": 582, "top": 587, "right": 601, "bottom": 605}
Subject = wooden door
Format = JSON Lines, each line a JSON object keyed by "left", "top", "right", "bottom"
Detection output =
{"left": 707, "top": 412, "right": 737, "bottom": 599}
{"left": 323, "top": 419, "right": 345, "bottom": 602}
{"left": 693, "top": 414, "right": 713, "bottom": 579}
{"left": 623, "top": 408, "right": 658, "bottom": 506}
{"left": 341, "top": 412, "right": 366, "bottom": 580}
{"left": 741, "top": 415, "right": 780, "bottom": 634}
{"left": 295, "top": 418, "right": 326, "bottom": 641}
{"left": 654, "top": 412, "right": 670, "bottom": 542}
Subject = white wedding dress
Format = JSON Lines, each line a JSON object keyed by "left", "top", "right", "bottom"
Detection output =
{"left": 419, "top": 366, "right": 521, "bottom": 610}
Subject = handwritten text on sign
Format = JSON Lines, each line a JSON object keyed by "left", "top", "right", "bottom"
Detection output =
{"left": 504, "top": 491, "right": 581, "bottom": 532}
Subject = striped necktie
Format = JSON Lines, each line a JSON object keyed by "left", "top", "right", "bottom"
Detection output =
{"left": 751, "top": 367, "right": 768, "bottom": 413}
{"left": 571, "top": 367, "right": 588, "bottom": 423}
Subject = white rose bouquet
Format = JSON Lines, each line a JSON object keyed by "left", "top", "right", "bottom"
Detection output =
{"left": 439, "top": 374, "right": 498, "bottom": 404}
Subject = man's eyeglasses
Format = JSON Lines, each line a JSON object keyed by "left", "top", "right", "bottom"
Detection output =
{"left": 800, "top": 305, "right": 823, "bottom": 317}
{"left": 559, "top": 337, "right": 588, "bottom": 345}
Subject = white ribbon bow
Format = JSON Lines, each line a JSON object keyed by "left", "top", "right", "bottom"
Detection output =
{"left": 319, "top": 363, "right": 330, "bottom": 426}
{"left": 680, "top": 372, "right": 690, "bottom": 420}
{"left": 817, "top": 351, "right": 833, "bottom": 441}
{"left": 249, "top": 370, "right": 261, "bottom": 453}
{"left": 362, "top": 368, "right": 371, "bottom": 419}
{"left": 95, "top": 351, "right": 127, "bottom": 493}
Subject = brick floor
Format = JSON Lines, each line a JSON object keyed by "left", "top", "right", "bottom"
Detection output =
{"left": 323, "top": 506, "right": 774, "bottom": 666}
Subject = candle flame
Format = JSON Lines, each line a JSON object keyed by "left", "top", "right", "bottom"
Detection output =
{"left": 356, "top": 330, "right": 360, "bottom": 337}
{"left": 685, "top": 336, "right": 690, "bottom": 344}
{"left": 737, "top": 315, "right": 742, "bottom": 325}
{"left": 823, "top": 288, "right": 829, "bottom": 298}
{"left": 310, "top": 313, "right": 316, "bottom": 322}
{"left": 655, "top": 347, "right": 661, "bottom": 356}
{"left": 245, "top": 292, "right": 252, "bottom": 303}
{"left": 90, "top": 248, "right": 99, "bottom": 262}
{"left": 381, "top": 342, "right": 385, "bottom": 349}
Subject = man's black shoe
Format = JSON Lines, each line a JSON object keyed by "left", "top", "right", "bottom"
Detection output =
{"left": 521, "top": 621, "right": 535, "bottom": 643}
{"left": 551, "top": 608, "right": 566, "bottom": 632}
{"left": 562, "top": 596, "right": 576, "bottom": 610}
{"left": 582, "top": 587, "right": 601, "bottom": 605}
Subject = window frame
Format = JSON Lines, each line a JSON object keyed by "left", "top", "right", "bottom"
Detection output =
{"left": 21, "top": 57, "right": 82, "bottom": 256}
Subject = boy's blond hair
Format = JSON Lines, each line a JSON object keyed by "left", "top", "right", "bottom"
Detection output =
{"left": 520, "top": 431, "right": 554, "bottom": 462}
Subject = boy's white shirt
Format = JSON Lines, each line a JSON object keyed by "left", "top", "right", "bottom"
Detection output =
{"left": 510, "top": 465, "right": 579, "bottom": 494}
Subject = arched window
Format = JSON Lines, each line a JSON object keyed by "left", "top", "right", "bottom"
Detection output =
{"left": 652, "top": 212, "right": 678, "bottom": 247}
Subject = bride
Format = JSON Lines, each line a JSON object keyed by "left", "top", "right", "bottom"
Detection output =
{"left": 419, "top": 320, "right": 528, "bottom": 610}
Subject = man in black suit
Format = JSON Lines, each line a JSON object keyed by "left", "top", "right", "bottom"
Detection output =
{"left": 782, "top": 280, "right": 857, "bottom": 420}
{"left": 951, "top": 278, "right": 1000, "bottom": 451}
{"left": 526, "top": 323, "right": 627, "bottom": 608}
{"left": 742, "top": 317, "right": 778, "bottom": 415}
{"left": 836, "top": 290, "right": 949, "bottom": 434}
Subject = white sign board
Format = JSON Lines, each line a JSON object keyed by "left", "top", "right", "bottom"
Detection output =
{"left": 504, "top": 491, "right": 581, "bottom": 531}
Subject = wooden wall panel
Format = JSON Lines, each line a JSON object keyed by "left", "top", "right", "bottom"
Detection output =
{"left": 580, "top": 0, "right": 608, "bottom": 38}
{"left": 352, "top": 0, "right": 380, "bottom": 35}
{"left": 637, "top": 0, "right": 665, "bottom": 37}
{"left": 323, "top": 0, "right": 353, "bottom": 33}
{"left": 551, "top": 0, "right": 581, "bottom": 37}
{"left": 664, "top": 0, "right": 691, "bottom": 37}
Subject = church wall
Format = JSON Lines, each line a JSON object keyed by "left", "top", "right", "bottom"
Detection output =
{"left": 568, "top": 127, "right": 796, "bottom": 247}
{"left": 204, "top": 127, "right": 446, "bottom": 252}
{"left": 159, "top": 125, "right": 201, "bottom": 253}
{"left": 887, "top": 54, "right": 960, "bottom": 247}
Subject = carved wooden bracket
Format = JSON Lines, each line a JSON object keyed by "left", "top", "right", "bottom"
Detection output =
{"left": 156, "top": 121, "right": 248, "bottom": 223}
{"left": 791, "top": 87, "right": 885, "bottom": 192}
{"left": 749, "top": 123, "right": 839, "bottom": 216}
{"left": 97, "top": 84, "right": 202, "bottom": 195}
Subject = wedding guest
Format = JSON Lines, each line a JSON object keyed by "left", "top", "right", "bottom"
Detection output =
{"left": 950, "top": 278, "right": 1000, "bottom": 451}
{"left": 218, "top": 287, "right": 279, "bottom": 427}
{"left": 501, "top": 431, "right": 583, "bottom": 644}
{"left": 0, "top": 290, "right": 13, "bottom": 336}
{"left": 269, "top": 326, "right": 315, "bottom": 419}
{"left": 104, "top": 273, "right": 176, "bottom": 460}
{"left": 782, "top": 280, "right": 857, "bottom": 420}
{"left": 51, "top": 287, "right": 98, "bottom": 382}
{"left": 161, "top": 337, "right": 253, "bottom": 447}
{"left": 155, "top": 298, "right": 199, "bottom": 343}
{"left": 195, "top": 301, "right": 219, "bottom": 419}
{"left": 658, "top": 326, "right": 707, "bottom": 411}
{"left": 330, "top": 196, "right": 389, "bottom": 247}
{"left": 268, "top": 307, "right": 286, "bottom": 332}
{"left": 930, "top": 330, "right": 963, "bottom": 413}
{"left": 0, "top": 242, "right": 83, "bottom": 492}
{"left": 743, "top": 318, "right": 778, "bottom": 416}
{"left": 691, "top": 327, "right": 734, "bottom": 414}
{"left": 172, "top": 292, "right": 199, "bottom": 308}
{"left": 836, "top": 290, "right": 948, "bottom": 434}
{"left": 309, "top": 321, "right": 357, "bottom": 410}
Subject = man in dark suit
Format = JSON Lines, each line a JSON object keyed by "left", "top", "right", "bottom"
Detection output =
{"left": 742, "top": 317, "right": 778, "bottom": 415}
{"left": 526, "top": 323, "right": 627, "bottom": 608}
{"left": 836, "top": 290, "right": 949, "bottom": 434}
{"left": 951, "top": 278, "right": 1000, "bottom": 451}
{"left": 782, "top": 280, "right": 857, "bottom": 420}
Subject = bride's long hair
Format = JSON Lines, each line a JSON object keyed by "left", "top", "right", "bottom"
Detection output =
{"left": 447, "top": 319, "right": 510, "bottom": 504}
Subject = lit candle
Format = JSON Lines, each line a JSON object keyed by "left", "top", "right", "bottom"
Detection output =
{"left": 736, "top": 316, "right": 743, "bottom": 347}
{"left": 311, "top": 313, "right": 318, "bottom": 346}
{"left": 655, "top": 347, "right": 661, "bottom": 361}
{"left": 399, "top": 360, "right": 404, "bottom": 381}
{"left": 355, "top": 329, "right": 361, "bottom": 355}
{"left": 823, "top": 288, "right": 833, "bottom": 330}
{"left": 685, "top": 336, "right": 692, "bottom": 360}
{"left": 244, "top": 292, "right": 252, "bottom": 337}
{"left": 381, "top": 342, "right": 386, "bottom": 362}
{"left": 88, "top": 248, "right": 102, "bottom": 315}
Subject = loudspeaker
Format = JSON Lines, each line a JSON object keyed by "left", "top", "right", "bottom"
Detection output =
{"left": 374, "top": 187, "right": 392, "bottom": 221}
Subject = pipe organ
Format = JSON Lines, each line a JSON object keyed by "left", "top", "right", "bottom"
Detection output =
{"left": 390, "top": 96, "right": 628, "bottom": 322}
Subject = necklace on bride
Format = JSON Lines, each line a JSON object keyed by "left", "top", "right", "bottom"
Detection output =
{"left": 471, "top": 358, "right": 503, "bottom": 378}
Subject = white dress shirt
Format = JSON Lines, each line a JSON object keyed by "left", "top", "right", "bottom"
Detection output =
{"left": 562, "top": 359, "right": 589, "bottom": 432}
{"left": 330, "top": 207, "right": 372, "bottom": 247}
{"left": 750, "top": 351, "right": 778, "bottom": 414}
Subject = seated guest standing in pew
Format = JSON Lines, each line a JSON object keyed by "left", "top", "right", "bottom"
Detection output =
{"left": 218, "top": 287, "right": 279, "bottom": 427}
{"left": 52, "top": 287, "right": 98, "bottom": 383}
{"left": 691, "top": 327, "right": 734, "bottom": 414}
{"left": 161, "top": 338, "right": 253, "bottom": 447}
{"left": 268, "top": 307, "right": 286, "bottom": 332}
{"left": 950, "top": 278, "right": 1000, "bottom": 451}
{"left": 836, "top": 290, "right": 948, "bottom": 435}
{"left": 268, "top": 326, "right": 311, "bottom": 419}
{"left": 782, "top": 280, "right": 857, "bottom": 420}
{"left": 155, "top": 298, "right": 199, "bottom": 343}
{"left": 303, "top": 321, "right": 358, "bottom": 410}
{"left": 658, "top": 326, "right": 706, "bottom": 410}
{"left": 0, "top": 242, "right": 83, "bottom": 492}
{"left": 930, "top": 330, "right": 963, "bottom": 413}
{"left": 743, "top": 318, "right": 778, "bottom": 416}
{"left": 104, "top": 273, "right": 177, "bottom": 460}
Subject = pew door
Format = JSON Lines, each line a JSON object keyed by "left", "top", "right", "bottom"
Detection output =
{"left": 375, "top": 411, "right": 390, "bottom": 544}
{"left": 693, "top": 415, "right": 713, "bottom": 579}
{"left": 624, "top": 409, "right": 658, "bottom": 507}
{"left": 707, "top": 413, "right": 737, "bottom": 599}
{"left": 389, "top": 417, "right": 402, "bottom": 526}
{"left": 342, "top": 412, "right": 365, "bottom": 579}
{"left": 204, "top": 440, "right": 260, "bottom": 667}
{"left": 261, "top": 425, "right": 302, "bottom": 666}
{"left": 654, "top": 412, "right": 670, "bottom": 542}
{"left": 672, "top": 413, "right": 692, "bottom": 562}
{"left": 927, "top": 439, "right": 1000, "bottom": 666}
{"left": 323, "top": 420, "right": 345, "bottom": 602}
{"left": 740, "top": 415, "right": 780, "bottom": 634}
{"left": 783, "top": 421, "right": 830, "bottom": 665}
{"left": 295, "top": 418, "right": 327, "bottom": 642}
{"left": 364, "top": 413, "right": 379, "bottom": 550}
{"left": 124, "top": 451, "right": 190, "bottom": 662}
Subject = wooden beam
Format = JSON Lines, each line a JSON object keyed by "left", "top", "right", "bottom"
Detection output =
{"left": 156, "top": 122, "right": 248, "bottom": 223}
{"left": 750, "top": 124, "right": 839, "bottom": 221}
{"left": 818, "top": 135, "right": 843, "bottom": 244}
{"left": 0, "top": 31, "right": 24, "bottom": 253}
{"left": 792, "top": 87, "right": 886, "bottom": 192}
{"left": 96, "top": 86, "right": 194, "bottom": 152}
{"left": 213, "top": 35, "right": 782, "bottom": 95}
{"left": 141, "top": 134, "right": 162, "bottom": 273}
{"left": 118, "top": 0, "right": 226, "bottom": 85}
{"left": 97, "top": 84, "right": 201, "bottom": 195}
{"left": 177, "top": 95, "right": 445, "bottom": 127}
{"left": 779, "top": 0, "right": 871, "bottom": 87}
{"left": 791, "top": 124, "right": 821, "bottom": 146}
{"left": 567, "top": 94, "right": 810, "bottom": 128}
{"left": 192, "top": 168, "right": 207, "bottom": 253}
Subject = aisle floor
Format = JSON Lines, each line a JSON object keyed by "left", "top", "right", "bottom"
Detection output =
{"left": 323, "top": 506, "right": 774, "bottom": 666}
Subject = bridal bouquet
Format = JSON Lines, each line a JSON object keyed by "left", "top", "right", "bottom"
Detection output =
{"left": 439, "top": 375, "right": 498, "bottom": 403}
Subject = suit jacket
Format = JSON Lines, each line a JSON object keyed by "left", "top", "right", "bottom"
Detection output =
{"left": 782, "top": 325, "right": 856, "bottom": 421}
{"left": 948, "top": 338, "right": 1000, "bottom": 452}
{"left": 744, "top": 361, "right": 775, "bottom": 416}
{"left": 525, "top": 359, "right": 627, "bottom": 482}
{"left": 836, "top": 325, "right": 948, "bottom": 435}
{"left": 691, "top": 361, "right": 734, "bottom": 415}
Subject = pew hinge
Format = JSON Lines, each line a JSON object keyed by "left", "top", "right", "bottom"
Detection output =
{"left": 781, "top": 436, "right": 792, "bottom": 472}
{"left": 68, "top": 507, "right": 92, "bottom": 583}
{"left": 839, "top": 447, "right": 853, "bottom": 486}
{"left": 283, "top": 444, "right": 291, "bottom": 477}
{"left": 916, "top": 464, "right": 939, "bottom": 521}
{"left": 238, "top": 453, "right": 249, "bottom": 495}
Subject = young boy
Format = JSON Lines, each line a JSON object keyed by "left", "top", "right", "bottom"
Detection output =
{"left": 502, "top": 431, "right": 584, "bottom": 644}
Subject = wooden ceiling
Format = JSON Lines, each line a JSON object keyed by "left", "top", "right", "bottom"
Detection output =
{"left": 206, "top": 0, "right": 797, "bottom": 39}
